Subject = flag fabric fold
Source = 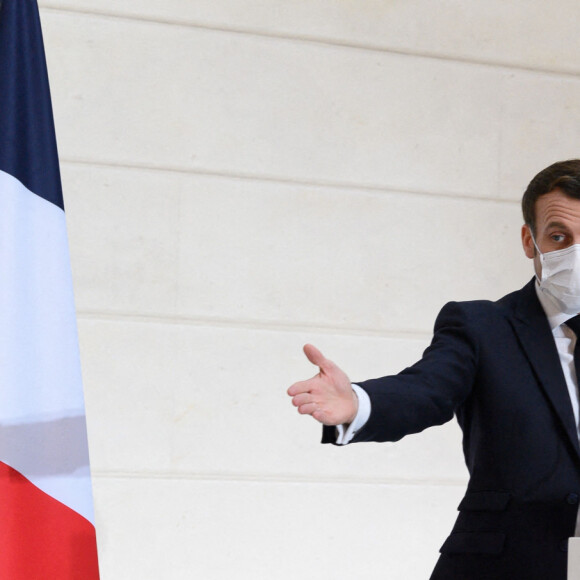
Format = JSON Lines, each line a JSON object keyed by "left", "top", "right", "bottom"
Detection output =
{"left": 0, "top": 0, "right": 100, "bottom": 577}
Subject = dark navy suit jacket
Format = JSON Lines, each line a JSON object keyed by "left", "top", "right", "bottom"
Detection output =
{"left": 323, "top": 279, "right": 580, "bottom": 579}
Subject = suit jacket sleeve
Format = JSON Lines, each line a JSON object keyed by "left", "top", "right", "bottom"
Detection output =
{"left": 323, "top": 301, "right": 479, "bottom": 444}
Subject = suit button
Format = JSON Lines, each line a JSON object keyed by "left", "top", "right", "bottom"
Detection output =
{"left": 567, "top": 493, "right": 579, "bottom": 505}
{"left": 560, "top": 539, "right": 569, "bottom": 552}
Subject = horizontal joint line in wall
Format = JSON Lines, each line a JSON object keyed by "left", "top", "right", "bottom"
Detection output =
{"left": 39, "top": 4, "right": 580, "bottom": 79}
{"left": 60, "top": 158, "right": 519, "bottom": 205}
{"left": 90, "top": 470, "right": 467, "bottom": 488}
{"left": 76, "top": 310, "right": 432, "bottom": 341}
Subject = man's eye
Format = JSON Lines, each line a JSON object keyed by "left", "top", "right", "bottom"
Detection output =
{"left": 551, "top": 234, "right": 565, "bottom": 242}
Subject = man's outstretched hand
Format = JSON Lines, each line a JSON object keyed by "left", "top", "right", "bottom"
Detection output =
{"left": 287, "top": 344, "right": 358, "bottom": 426}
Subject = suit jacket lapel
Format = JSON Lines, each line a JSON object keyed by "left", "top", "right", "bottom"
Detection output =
{"left": 509, "top": 279, "right": 580, "bottom": 459}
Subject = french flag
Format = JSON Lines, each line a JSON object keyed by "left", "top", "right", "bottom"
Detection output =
{"left": 0, "top": 0, "right": 100, "bottom": 577}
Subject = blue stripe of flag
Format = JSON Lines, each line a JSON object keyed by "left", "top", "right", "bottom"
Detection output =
{"left": 0, "top": 0, "right": 64, "bottom": 210}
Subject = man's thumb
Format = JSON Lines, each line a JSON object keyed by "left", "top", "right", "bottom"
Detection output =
{"left": 303, "top": 344, "right": 329, "bottom": 369}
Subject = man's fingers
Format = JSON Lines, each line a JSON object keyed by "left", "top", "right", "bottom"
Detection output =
{"left": 297, "top": 402, "right": 318, "bottom": 416}
{"left": 290, "top": 393, "right": 311, "bottom": 408}
{"left": 298, "top": 404, "right": 332, "bottom": 426}
{"left": 287, "top": 379, "right": 313, "bottom": 397}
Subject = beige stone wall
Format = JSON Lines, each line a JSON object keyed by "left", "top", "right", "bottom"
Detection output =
{"left": 38, "top": 2, "right": 580, "bottom": 578}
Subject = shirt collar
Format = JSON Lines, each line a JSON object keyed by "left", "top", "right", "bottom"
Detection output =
{"left": 535, "top": 281, "right": 576, "bottom": 330}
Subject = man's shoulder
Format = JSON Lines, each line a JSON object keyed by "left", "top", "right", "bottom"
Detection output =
{"left": 437, "top": 279, "right": 536, "bottom": 326}
{"left": 495, "top": 279, "right": 536, "bottom": 310}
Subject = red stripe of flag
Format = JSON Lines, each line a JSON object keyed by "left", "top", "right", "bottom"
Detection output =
{"left": 0, "top": 462, "right": 99, "bottom": 579}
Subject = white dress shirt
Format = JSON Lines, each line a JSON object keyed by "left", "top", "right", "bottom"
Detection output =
{"left": 535, "top": 283, "right": 580, "bottom": 439}
{"left": 335, "top": 384, "right": 370, "bottom": 445}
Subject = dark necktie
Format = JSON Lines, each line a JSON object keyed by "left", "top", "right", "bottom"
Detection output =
{"left": 565, "top": 315, "right": 580, "bottom": 381}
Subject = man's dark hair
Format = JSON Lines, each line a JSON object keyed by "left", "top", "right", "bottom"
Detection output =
{"left": 522, "top": 160, "right": 580, "bottom": 234}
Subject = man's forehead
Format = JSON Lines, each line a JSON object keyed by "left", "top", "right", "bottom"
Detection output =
{"left": 536, "top": 190, "right": 580, "bottom": 228}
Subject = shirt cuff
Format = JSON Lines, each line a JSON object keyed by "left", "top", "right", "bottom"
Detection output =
{"left": 334, "top": 384, "right": 371, "bottom": 445}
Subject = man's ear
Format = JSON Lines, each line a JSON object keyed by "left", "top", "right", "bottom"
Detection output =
{"left": 521, "top": 224, "right": 536, "bottom": 259}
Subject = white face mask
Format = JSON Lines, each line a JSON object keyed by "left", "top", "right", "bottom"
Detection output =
{"left": 533, "top": 235, "right": 580, "bottom": 314}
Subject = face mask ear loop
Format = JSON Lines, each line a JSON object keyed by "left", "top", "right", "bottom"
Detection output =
{"left": 529, "top": 227, "right": 543, "bottom": 284}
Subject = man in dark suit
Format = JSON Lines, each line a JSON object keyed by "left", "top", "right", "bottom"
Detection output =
{"left": 288, "top": 159, "right": 580, "bottom": 579}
